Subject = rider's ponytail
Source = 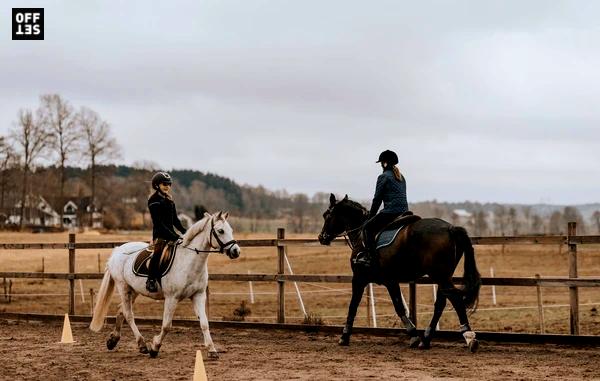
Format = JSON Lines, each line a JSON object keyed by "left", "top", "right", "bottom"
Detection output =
{"left": 392, "top": 165, "right": 403, "bottom": 181}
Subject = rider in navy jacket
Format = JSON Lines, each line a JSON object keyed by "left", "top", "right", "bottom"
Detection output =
{"left": 356, "top": 150, "right": 408, "bottom": 268}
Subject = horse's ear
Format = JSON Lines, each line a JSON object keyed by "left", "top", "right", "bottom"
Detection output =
{"left": 343, "top": 194, "right": 348, "bottom": 201}
{"left": 216, "top": 211, "right": 223, "bottom": 219}
{"left": 329, "top": 193, "right": 336, "bottom": 206}
{"left": 203, "top": 212, "right": 212, "bottom": 219}
{"left": 223, "top": 211, "right": 229, "bottom": 219}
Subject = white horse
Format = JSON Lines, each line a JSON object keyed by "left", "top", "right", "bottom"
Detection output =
{"left": 90, "top": 211, "right": 240, "bottom": 358}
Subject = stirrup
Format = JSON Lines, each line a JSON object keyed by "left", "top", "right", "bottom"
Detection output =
{"left": 353, "top": 251, "right": 372, "bottom": 267}
{"left": 146, "top": 278, "right": 158, "bottom": 292}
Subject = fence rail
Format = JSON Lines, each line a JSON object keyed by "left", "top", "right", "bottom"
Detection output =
{"left": 1, "top": 222, "right": 599, "bottom": 336}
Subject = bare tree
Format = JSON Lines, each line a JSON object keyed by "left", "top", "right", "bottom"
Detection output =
{"left": 40, "top": 94, "right": 81, "bottom": 227}
{"left": 593, "top": 210, "right": 600, "bottom": 234}
{"left": 563, "top": 206, "right": 586, "bottom": 234}
{"left": 508, "top": 207, "right": 519, "bottom": 235}
{"left": 9, "top": 109, "right": 52, "bottom": 229}
{"left": 493, "top": 205, "right": 507, "bottom": 235}
{"left": 531, "top": 214, "right": 544, "bottom": 234}
{"left": 473, "top": 210, "right": 488, "bottom": 236}
{"left": 0, "top": 136, "right": 18, "bottom": 209}
{"left": 549, "top": 211, "right": 563, "bottom": 234}
{"left": 78, "top": 107, "right": 121, "bottom": 226}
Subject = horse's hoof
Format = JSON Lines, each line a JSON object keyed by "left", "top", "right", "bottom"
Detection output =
{"left": 139, "top": 345, "right": 149, "bottom": 354}
{"left": 468, "top": 339, "right": 479, "bottom": 353}
{"left": 409, "top": 336, "right": 421, "bottom": 348}
{"left": 208, "top": 351, "right": 219, "bottom": 360}
{"left": 418, "top": 340, "right": 431, "bottom": 350}
{"left": 149, "top": 349, "right": 159, "bottom": 358}
{"left": 338, "top": 337, "right": 350, "bottom": 346}
{"left": 106, "top": 335, "right": 120, "bottom": 350}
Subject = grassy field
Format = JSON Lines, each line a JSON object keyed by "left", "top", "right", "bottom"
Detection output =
{"left": 1, "top": 231, "right": 600, "bottom": 335}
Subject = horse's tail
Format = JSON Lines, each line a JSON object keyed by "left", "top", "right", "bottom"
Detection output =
{"left": 451, "top": 226, "right": 481, "bottom": 313}
{"left": 90, "top": 269, "right": 115, "bottom": 332}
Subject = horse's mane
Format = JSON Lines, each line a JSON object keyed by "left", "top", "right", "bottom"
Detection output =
{"left": 340, "top": 198, "right": 368, "bottom": 214}
{"left": 181, "top": 215, "right": 211, "bottom": 246}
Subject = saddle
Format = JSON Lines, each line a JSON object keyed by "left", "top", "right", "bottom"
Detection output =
{"left": 133, "top": 241, "right": 179, "bottom": 278}
{"left": 375, "top": 212, "right": 422, "bottom": 250}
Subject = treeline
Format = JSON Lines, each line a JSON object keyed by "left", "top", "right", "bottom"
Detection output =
{"left": 2, "top": 94, "right": 599, "bottom": 234}
{"left": 412, "top": 201, "right": 600, "bottom": 235}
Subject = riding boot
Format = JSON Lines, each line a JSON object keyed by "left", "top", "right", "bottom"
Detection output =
{"left": 353, "top": 238, "right": 375, "bottom": 268}
{"left": 146, "top": 239, "right": 166, "bottom": 292}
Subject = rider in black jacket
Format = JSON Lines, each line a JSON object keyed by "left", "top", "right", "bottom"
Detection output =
{"left": 146, "top": 172, "right": 186, "bottom": 292}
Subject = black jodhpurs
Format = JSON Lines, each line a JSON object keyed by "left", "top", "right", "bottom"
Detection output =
{"left": 362, "top": 212, "right": 401, "bottom": 250}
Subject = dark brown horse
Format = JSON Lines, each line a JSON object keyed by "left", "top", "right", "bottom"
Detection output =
{"left": 318, "top": 194, "right": 481, "bottom": 352}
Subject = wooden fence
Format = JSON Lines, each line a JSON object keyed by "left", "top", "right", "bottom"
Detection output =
{"left": 1, "top": 223, "right": 600, "bottom": 337}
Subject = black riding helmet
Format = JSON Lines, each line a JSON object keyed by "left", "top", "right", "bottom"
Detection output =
{"left": 151, "top": 172, "right": 173, "bottom": 190}
{"left": 376, "top": 150, "right": 398, "bottom": 166}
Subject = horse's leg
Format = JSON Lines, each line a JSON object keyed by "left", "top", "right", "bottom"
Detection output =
{"left": 106, "top": 305, "right": 124, "bottom": 350}
{"left": 419, "top": 287, "right": 447, "bottom": 350}
{"left": 446, "top": 288, "right": 479, "bottom": 353}
{"left": 149, "top": 296, "right": 178, "bottom": 358}
{"left": 118, "top": 285, "right": 148, "bottom": 354}
{"left": 191, "top": 290, "right": 218, "bottom": 359}
{"left": 106, "top": 292, "right": 138, "bottom": 350}
{"left": 339, "top": 276, "right": 367, "bottom": 346}
{"left": 385, "top": 282, "right": 419, "bottom": 348}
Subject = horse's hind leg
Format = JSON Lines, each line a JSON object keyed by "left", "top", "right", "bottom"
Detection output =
{"left": 385, "top": 283, "right": 419, "bottom": 348}
{"left": 446, "top": 289, "right": 479, "bottom": 353}
{"left": 419, "top": 288, "right": 447, "bottom": 350}
{"left": 106, "top": 305, "right": 124, "bottom": 350}
{"left": 339, "top": 277, "right": 367, "bottom": 346}
{"left": 118, "top": 285, "right": 148, "bottom": 354}
{"left": 192, "top": 291, "right": 218, "bottom": 359}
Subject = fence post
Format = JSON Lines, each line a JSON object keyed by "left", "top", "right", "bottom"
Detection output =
{"left": 68, "top": 233, "right": 76, "bottom": 316}
{"left": 409, "top": 282, "right": 417, "bottom": 327}
{"left": 90, "top": 288, "right": 95, "bottom": 315}
{"left": 535, "top": 274, "right": 545, "bottom": 333}
{"left": 567, "top": 222, "right": 579, "bottom": 335}
{"left": 277, "top": 228, "right": 286, "bottom": 324}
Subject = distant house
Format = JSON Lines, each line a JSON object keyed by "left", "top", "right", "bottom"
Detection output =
{"left": 8, "top": 195, "right": 61, "bottom": 227}
{"left": 7, "top": 196, "right": 104, "bottom": 229}
{"left": 62, "top": 200, "right": 78, "bottom": 228}
{"left": 451, "top": 209, "right": 473, "bottom": 225}
{"left": 62, "top": 197, "right": 104, "bottom": 229}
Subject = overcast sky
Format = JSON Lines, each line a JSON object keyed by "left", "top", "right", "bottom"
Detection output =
{"left": 2, "top": 1, "right": 600, "bottom": 204}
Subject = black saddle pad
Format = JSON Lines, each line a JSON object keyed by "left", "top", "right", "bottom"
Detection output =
{"left": 133, "top": 242, "right": 178, "bottom": 278}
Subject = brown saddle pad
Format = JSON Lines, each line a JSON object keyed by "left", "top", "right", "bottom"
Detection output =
{"left": 133, "top": 242, "right": 178, "bottom": 278}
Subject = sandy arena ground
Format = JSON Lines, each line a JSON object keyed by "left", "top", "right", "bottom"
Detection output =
{"left": 1, "top": 318, "right": 600, "bottom": 380}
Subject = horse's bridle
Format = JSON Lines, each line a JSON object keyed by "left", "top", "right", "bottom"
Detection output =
{"left": 322, "top": 208, "right": 366, "bottom": 250}
{"left": 182, "top": 218, "right": 238, "bottom": 255}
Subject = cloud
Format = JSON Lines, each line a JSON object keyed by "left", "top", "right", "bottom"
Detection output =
{"left": 1, "top": 1, "right": 600, "bottom": 203}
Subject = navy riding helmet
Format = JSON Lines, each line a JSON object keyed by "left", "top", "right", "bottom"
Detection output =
{"left": 376, "top": 150, "right": 398, "bottom": 166}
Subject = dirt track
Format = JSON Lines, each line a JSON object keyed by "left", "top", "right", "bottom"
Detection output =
{"left": 1, "top": 319, "right": 599, "bottom": 380}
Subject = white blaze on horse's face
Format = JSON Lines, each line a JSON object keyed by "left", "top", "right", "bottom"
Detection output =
{"left": 211, "top": 212, "right": 240, "bottom": 259}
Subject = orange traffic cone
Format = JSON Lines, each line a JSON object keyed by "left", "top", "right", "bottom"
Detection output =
{"left": 60, "top": 313, "right": 75, "bottom": 344}
{"left": 193, "top": 350, "right": 207, "bottom": 381}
